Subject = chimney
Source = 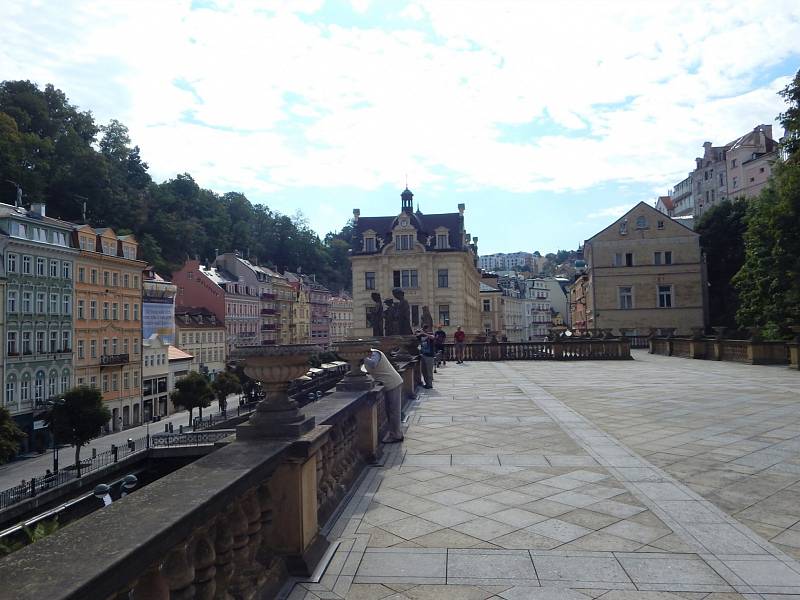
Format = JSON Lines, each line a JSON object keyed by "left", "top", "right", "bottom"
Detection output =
{"left": 31, "top": 202, "right": 46, "bottom": 217}
{"left": 353, "top": 208, "right": 360, "bottom": 222}
{"left": 458, "top": 203, "right": 465, "bottom": 215}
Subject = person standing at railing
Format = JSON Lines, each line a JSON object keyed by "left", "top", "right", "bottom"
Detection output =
{"left": 434, "top": 324, "right": 447, "bottom": 371}
{"left": 416, "top": 327, "right": 436, "bottom": 389}
{"left": 363, "top": 347, "right": 404, "bottom": 444}
{"left": 454, "top": 326, "right": 466, "bottom": 364}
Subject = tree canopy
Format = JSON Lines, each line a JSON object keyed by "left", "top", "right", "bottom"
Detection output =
{"left": 47, "top": 386, "right": 111, "bottom": 476}
{"left": 211, "top": 371, "right": 242, "bottom": 412}
{"left": 0, "top": 406, "right": 25, "bottom": 464}
{"left": 733, "top": 69, "right": 800, "bottom": 337}
{"left": 170, "top": 372, "right": 214, "bottom": 425}
{"left": 0, "top": 80, "right": 353, "bottom": 291}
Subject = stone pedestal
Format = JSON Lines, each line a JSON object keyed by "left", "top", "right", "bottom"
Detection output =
{"left": 789, "top": 344, "right": 799, "bottom": 370}
{"left": 400, "top": 364, "right": 416, "bottom": 400}
{"left": 356, "top": 389, "right": 382, "bottom": 463}
{"left": 268, "top": 430, "right": 329, "bottom": 576}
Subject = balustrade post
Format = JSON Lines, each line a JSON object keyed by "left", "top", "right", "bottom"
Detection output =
{"left": 356, "top": 388, "right": 381, "bottom": 463}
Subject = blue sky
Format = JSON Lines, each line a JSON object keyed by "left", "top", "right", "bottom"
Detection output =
{"left": 2, "top": 0, "right": 799, "bottom": 253}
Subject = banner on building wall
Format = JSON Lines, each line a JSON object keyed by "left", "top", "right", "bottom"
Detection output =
{"left": 143, "top": 298, "right": 175, "bottom": 345}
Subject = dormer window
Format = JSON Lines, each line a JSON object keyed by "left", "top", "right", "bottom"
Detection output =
{"left": 434, "top": 227, "right": 450, "bottom": 249}
{"left": 396, "top": 234, "right": 414, "bottom": 250}
{"left": 364, "top": 236, "right": 376, "bottom": 252}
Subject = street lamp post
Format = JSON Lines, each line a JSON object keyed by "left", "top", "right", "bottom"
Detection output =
{"left": 46, "top": 397, "right": 66, "bottom": 473}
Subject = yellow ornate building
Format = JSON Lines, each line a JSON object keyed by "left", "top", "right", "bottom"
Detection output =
{"left": 350, "top": 189, "right": 481, "bottom": 338}
{"left": 73, "top": 225, "right": 145, "bottom": 430}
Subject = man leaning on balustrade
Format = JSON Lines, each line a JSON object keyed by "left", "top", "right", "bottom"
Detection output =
{"left": 363, "top": 346, "right": 404, "bottom": 443}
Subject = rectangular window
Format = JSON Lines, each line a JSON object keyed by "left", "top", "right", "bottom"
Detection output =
{"left": 364, "top": 237, "right": 376, "bottom": 252}
{"left": 90, "top": 339, "right": 97, "bottom": 358}
{"left": 112, "top": 272, "right": 118, "bottom": 287}
{"left": 657, "top": 220, "right": 665, "bottom": 230}
{"left": 396, "top": 234, "right": 413, "bottom": 250}
{"left": 658, "top": 285, "right": 673, "bottom": 308}
{"left": 483, "top": 299, "right": 491, "bottom": 312}
{"left": 22, "top": 332, "right": 32, "bottom": 354}
{"left": 438, "top": 304, "right": 450, "bottom": 326}
{"left": 78, "top": 267, "right": 85, "bottom": 283}
{"left": 123, "top": 303, "right": 130, "bottom": 320}
{"left": 654, "top": 252, "right": 662, "bottom": 266}
{"left": 618, "top": 286, "right": 633, "bottom": 309}
{"left": 103, "top": 271, "right": 110, "bottom": 287}
{"left": 134, "top": 338, "right": 139, "bottom": 354}
{"left": 103, "top": 338, "right": 109, "bottom": 356}
{"left": 22, "top": 255, "right": 31, "bottom": 275}
{"left": 392, "top": 269, "right": 418, "bottom": 288}
{"left": 614, "top": 252, "right": 623, "bottom": 267}
{"left": 625, "top": 253, "right": 633, "bottom": 267}
{"left": 49, "top": 331, "right": 58, "bottom": 353}
{"left": 78, "top": 300, "right": 85, "bottom": 319}
{"left": 102, "top": 374, "right": 109, "bottom": 393}
{"left": 90, "top": 376, "right": 97, "bottom": 389}
{"left": 112, "top": 373, "right": 119, "bottom": 391}
{"left": 62, "top": 331, "right": 70, "bottom": 351}
{"left": 133, "top": 275, "right": 139, "bottom": 288}
{"left": 123, "top": 338, "right": 129, "bottom": 354}
{"left": 437, "top": 269, "right": 449, "bottom": 288}
{"left": 123, "top": 372, "right": 130, "bottom": 390}
{"left": 22, "top": 292, "right": 32, "bottom": 313}
{"left": 7, "top": 332, "right": 17, "bottom": 355}
{"left": 63, "top": 262, "right": 71, "bottom": 279}
{"left": 112, "top": 338, "right": 118, "bottom": 354}
{"left": 36, "top": 331, "right": 45, "bottom": 353}
{"left": 364, "top": 271, "right": 376, "bottom": 290}
{"left": 7, "top": 291, "right": 17, "bottom": 313}
{"left": 63, "top": 295, "right": 71, "bottom": 315}
{"left": 36, "top": 292, "right": 45, "bottom": 314}
{"left": 49, "top": 294, "right": 58, "bottom": 315}
{"left": 7, "top": 253, "right": 17, "bottom": 273}
{"left": 91, "top": 269, "right": 98, "bottom": 285}
{"left": 664, "top": 251, "right": 672, "bottom": 265}
{"left": 133, "top": 304, "right": 139, "bottom": 320}
{"left": 436, "top": 233, "right": 448, "bottom": 249}
{"left": 49, "top": 260, "right": 58, "bottom": 277}
{"left": 123, "top": 273, "right": 130, "bottom": 288}
{"left": 112, "top": 303, "right": 119, "bottom": 320}
{"left": 90, "top": 300, "right": 97, "bottom": 320}
{"left": 36, "top": 257, "right": 46, "bottom": 276}
{"left": 78, "top": 340, "right": 85, "bottom": 359}
{"left": 103, "top": 302, "right": 109, "bottom": 320}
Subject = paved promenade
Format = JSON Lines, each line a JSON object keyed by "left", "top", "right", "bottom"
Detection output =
{"left": 289, "top": 351, "right": 800, "bottom": 599}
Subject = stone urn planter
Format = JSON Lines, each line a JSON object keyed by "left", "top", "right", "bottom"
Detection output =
{"left": 334, "top": 339, "right": 377, "bottom": 390}
{"left": 232, "top": 344, "right": 321, "bottom": 439}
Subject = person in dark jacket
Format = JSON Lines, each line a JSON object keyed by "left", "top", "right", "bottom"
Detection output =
{"left": 434, "top": 324, "right": 447, "bottom": 371}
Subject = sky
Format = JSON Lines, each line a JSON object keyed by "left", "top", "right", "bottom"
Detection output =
{"left": 2, "top": 0, "right": 799, "bottom": 254}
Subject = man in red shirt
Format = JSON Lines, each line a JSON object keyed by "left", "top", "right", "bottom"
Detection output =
{"left": 454, "top": 325, "right": 466, "bottom": 364}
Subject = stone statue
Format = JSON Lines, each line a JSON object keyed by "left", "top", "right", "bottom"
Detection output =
{"left": 421, "top": 305, "right": 433, "bottom": 331}
{"left": 383, "top": 299, "right": 397, "bottom": 336}
{"left": 368, "top": 292, "right": 384, "bottom": 336}
{"left": 392, "top": 287, "right": 412, "bottom": 335}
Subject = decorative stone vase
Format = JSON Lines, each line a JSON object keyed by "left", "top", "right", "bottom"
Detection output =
{"left": 334, "top": 339, "right": 377, "bottom": 390}
{"left": 232, "top": 344, "right": 321, "bottom": 439}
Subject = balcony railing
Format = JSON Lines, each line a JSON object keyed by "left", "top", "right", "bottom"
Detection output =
{"left": 261, "top": 308, "right": 277, "bottom": 315}
{"left": 261, "top": 324, "right": 277, "bottom": 331}
{"left": 100, "top": 353, "right": 129, "bottom": 366}
{"left": 261, "top": 292, "right": 276, "bottom": 300}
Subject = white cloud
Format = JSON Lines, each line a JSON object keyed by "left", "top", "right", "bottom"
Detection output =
{"left": 0, "top": 0, "right": 798, "bottom": 203}
{"left": 587, "top": 205, "right": 634, "bottom": 220}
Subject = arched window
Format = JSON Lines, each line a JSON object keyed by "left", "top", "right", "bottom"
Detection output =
{"left": 34, "top": 370, "right": 45, "bottom": 403}
{"left": 49, "top": 370, "right": 58, "bottom": 399}
{"left": 21, "top": 373, "right": 31, "bottom": 404}
{"left": 636, "top": 215, "right": 647, "bottom": 229}
{"left": 61, "top": 369, "right": 70, "bottom": 393}
{"left": 5, "top": 375, "right": 16, "bottom": 405}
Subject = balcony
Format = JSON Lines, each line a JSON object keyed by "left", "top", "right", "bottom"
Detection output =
{"left": 100, "top": 353, "right": 129, "bottom": 366}
{"left": 261, "top": 324, "right": 277, "bottom": 331}
{"left": 261, "top": 308, "right": 277, "bottom": 316}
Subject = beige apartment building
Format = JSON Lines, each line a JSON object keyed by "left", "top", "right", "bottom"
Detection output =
{"left": 329, "top": 294, "right": 353, "bottom": 342}
{"left": 350, "top": 189, "right": 481, "bottom": 338}
{"left": 175, "top": 306, "right": 226, "bottom": 379}
{"left": 73, "top": 225, "right": 145, "bottom": 430}
{"left": 272, "top": 275, "right": 295, "bottom": 344}
{"left": 579, "top": 202, "right": 706, "bottom": 335}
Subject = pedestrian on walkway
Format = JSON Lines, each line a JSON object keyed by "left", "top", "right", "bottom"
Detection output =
{"left": 434, "top": 324, "right": 447, "bottom": 371}
{"left": 363, "top": 348, "right": 404, "bottom": 443}
{"left": 454, "top": 325, "right": 466, "bottom": 364}
{"left": 417, "top": 326, "right": 436, "bottom": 388}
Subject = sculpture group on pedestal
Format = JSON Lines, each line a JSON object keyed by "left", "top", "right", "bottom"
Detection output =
{"left": 368, "top": 288, "right": 413, "bottom": 337}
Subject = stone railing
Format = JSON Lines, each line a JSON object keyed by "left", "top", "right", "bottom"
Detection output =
{"left": 649, "top": 334, "right": 793, "bottom": 366}
{"left": 0, "top": 384, "right": 386, "bottom": 600}
{"left": 443, "top": 338, "right": 631, "bottom": 361}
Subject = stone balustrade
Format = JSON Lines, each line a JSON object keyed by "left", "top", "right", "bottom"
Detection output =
{"left": 443, "top": 338, "right": 632, "bottom": 361}
{"left": 0, "top": 385, "right": 386, "bottom": 600}
{"left": 649, "top": 335, "right": 794, "bottom": 366}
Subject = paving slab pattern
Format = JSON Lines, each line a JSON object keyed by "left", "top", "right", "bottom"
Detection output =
{"left": 285, "top": 353, "right": 800, "bottom": 600}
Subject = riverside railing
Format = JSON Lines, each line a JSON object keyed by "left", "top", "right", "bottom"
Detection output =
{"left": 443, "top": 338, "right": 632, "bottom": 361}
{"left": 649, "top": 333, "right": 795, "bottom": 367}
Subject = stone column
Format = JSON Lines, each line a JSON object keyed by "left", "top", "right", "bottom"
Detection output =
{"left": 356, "top": 388, "right": 381, "bottom": 463}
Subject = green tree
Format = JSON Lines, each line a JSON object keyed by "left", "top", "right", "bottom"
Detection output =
{"left": 170, "top": 371, "right": 214, "bottom": 425}
{"left": 0, "top": 406, "right": 26, "bottom": 464}
{"left": 47, "top": 387, "right": 111, "bottom": 476}
{"left": 734, "top": 68, "right": 800, "bottom": 336}
{"left": 696, "top": 200, "right": 748, "bottom": 329}
{"left": 211, "top": 371, "right": 242, "bottom": 413}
